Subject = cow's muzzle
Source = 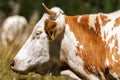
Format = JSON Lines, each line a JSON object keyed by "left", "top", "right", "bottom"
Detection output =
{"left": 10, "top": 59, "right": 30, "bottom": 75}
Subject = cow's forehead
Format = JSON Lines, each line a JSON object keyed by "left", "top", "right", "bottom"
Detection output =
{"left": 31, "top": 14, "right": 48, "bottom": 33}
{"left": 50, "top": 7, "right": 64, "bottom": 15}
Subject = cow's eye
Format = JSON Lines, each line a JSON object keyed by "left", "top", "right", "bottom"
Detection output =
{"left": 32, "top": 31, "right": 42, "bottom": 39}
{"left": 36, "top": 31, "right": 42, "bottom": 35}
{"left": 46, "top": 31, "right": 48, "bottom": 34}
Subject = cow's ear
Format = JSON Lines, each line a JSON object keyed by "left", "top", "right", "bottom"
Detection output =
{"left": 44, "top": 19, "right": 57, "bottom": 40}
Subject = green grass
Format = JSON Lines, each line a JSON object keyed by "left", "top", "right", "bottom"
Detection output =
{"left": 0, "top": 40, "right": 74, "bottom": 80}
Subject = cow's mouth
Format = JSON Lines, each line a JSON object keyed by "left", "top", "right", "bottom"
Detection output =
{"left": 10, "top": 59, "right": 35, "bottom": 75}
{"left": 10, "top": 64, "right": 33, "bottom": 75}
{"left": 11, "top": 68, "right": 29, "bottom": 75}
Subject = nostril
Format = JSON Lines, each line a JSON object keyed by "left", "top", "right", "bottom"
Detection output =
{"left": 10, "top": 60, "right": 15, "bottom": 68}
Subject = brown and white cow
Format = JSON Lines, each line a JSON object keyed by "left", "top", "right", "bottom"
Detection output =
{"left": 10, "top": 3, "right": 120, "bottom": 80}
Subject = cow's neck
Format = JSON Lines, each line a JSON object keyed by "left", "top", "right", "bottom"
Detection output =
{"left": 59, "top": 14, "right": 114, "bottom": 79}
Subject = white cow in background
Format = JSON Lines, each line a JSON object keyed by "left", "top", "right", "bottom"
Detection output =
{"left": 1, "top": 15, "right": 27, "bottom": 46}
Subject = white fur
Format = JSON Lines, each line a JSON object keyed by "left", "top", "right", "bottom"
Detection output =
{"left": 89, "top": 14, "right": 97, "bottom": 31}
{"left": 99, "top": 12, "right": 120, "bottom": 55}
{"left": 111, "top": 72, "right": 119, "bottom": 80}
{"left": 112, "top": 55, "right": 118, "bottom": 63}
{"left": 106, "top": 58, "right": 109, "bottom": 66}
{"left": 61, "top": 70, "right": 81, "bottom": 80}
{"left": 79, "top": 45, "right": 84, "bottom": 49}
{"left": 51, "top": 7, "right": 64, "bottom": 16}
{"left": 77, "top": 16, "right": 82, "bottom": 23}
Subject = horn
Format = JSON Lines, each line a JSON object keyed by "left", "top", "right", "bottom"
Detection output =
{"left": 42, "top": 3, "right": 56, "bottom": 17}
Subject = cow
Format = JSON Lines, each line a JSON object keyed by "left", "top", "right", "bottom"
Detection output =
{"left": 10, "top": 3, "right": 120, "bottom": 80}
{"left": 1, "top": 15, "right": 27, "bottom": 46}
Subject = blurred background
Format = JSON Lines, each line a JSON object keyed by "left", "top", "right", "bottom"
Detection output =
{"left": 0, "top": 0, "right": 120, "bottom": 80}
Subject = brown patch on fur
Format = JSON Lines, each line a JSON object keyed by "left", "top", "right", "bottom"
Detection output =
{"left": 114, "top": 17, "right": 120, "bottom": 27}
{"left": 65, "top": 15, "right": 110, "bottom": 75}
{"left": 100, "top": 14, "right": 111, "bottom": 26}
{"left": 95, "top": 16, "right": 101, "bottom": 36}
{"left": 44, "top": 19, "right": 57, "bottom": 40}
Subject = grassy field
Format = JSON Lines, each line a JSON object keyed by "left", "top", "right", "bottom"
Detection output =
{"left": 0, "top": 29, "right": 74, "bottom": 80}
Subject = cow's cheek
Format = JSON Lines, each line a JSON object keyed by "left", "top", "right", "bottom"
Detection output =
{"left": 11, "top": 37, "right": 34, "bottom": 71}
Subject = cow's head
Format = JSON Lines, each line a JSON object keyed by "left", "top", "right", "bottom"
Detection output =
{"left": 10, "top": 3, "right": 64, "bottom": 75}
